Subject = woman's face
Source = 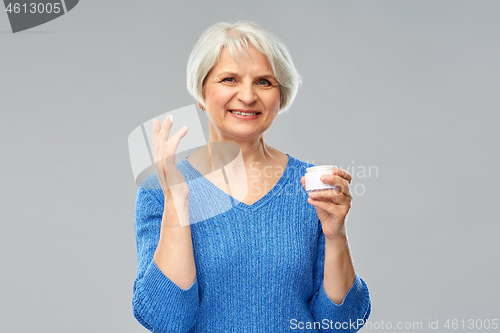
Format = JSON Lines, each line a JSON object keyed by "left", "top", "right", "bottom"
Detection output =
{"left": 201, "top": 44, "right": 281, "bottom": 142}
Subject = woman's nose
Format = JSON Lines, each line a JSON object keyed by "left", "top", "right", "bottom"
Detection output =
{"left": 236, "top": 83, "right": 257, "bottom": 105}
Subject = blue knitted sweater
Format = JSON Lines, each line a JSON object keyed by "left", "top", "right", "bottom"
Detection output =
{"left": 132, "top": 154, "right": 371, "bottom": 332}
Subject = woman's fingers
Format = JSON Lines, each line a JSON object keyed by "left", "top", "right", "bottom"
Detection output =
{"left": 306, "top": 167, "right": 353, "bottom": 205}
{"left": 307, "top": 196, "right": 351, "bottom": 215}
{"left": 153, "top": 115, "right": 175, "bottom": 161}
{"left": 151, "top": 117, "right": 188, "bottom": 172}
{"left": 157, "top": 114, "right": 174, "bottom": 147}
{"left": 319, "top": 173, "right": 352, "bottom": 198}
{"left": 162, "top": 126, "right": 189, "bottom": 168}
{"left": 332, "top": 168, "right": 352, "bottom": 184}
{"left": 151, "top": 115, "right": 190, "bottom": 201}
{"left": 166, "top": 126, "right": 188, "bottom": 156}
{"left": 153, "top": 118, "right": 161, "bottom": 150}
{"left": 152, "top": 116, "right": 171, "bottom": 150}
{"left": 309, "top": 188, "right": 351, "bottom": 205}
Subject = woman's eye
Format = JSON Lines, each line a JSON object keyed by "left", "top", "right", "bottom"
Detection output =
{"left": 257, "top": 79, "right": 271, "bottom": 86}
{"left": 222, "top": 78, "right": 235, "bottom": 83}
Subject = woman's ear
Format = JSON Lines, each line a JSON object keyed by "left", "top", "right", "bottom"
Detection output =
{"left": 197, "top": 102, "right": 205, "bottom": 111}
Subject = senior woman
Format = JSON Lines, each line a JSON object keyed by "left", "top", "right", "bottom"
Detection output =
{"left": 132, "top": 21, "right": 371, "bottom": 332}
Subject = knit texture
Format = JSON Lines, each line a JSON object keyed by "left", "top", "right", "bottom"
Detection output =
{"left": 132, "top": 154, "right": 371, "bottom": 332}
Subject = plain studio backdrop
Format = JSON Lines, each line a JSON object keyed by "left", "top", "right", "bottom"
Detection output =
{"left": 1, "top": 1, "right": 499, "bottom": 332}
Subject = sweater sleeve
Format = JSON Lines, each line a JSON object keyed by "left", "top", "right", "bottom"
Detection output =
{"left": 132, "top": 187, "right": 199, "bottom": 333}
{"left": 308, "top": 229, "right": 371, "bottom": 332}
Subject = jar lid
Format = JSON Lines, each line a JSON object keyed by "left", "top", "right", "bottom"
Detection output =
{"left": 306, "top": 165, "right": 337, "bottom": 173}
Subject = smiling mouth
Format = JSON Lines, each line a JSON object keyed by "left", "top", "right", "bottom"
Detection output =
{"left": 229, "top": 110, "right": 261, "bottom": 116}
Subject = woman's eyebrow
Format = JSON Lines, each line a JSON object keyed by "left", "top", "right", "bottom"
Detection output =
{"left": 216, "top": 71, "right": 239, "bottom": 78}
{"left": 216, "top": 72, "right": 277, "bottom": 80}
{"left": 258, "top": 74, "right": 278, "bottom": 81}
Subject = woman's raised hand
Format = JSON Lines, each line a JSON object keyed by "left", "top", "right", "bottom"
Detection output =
{"left": 152, "top": 115, "right": 190, "bottom": 203}
{"left": 152, "top": 116, "right": 195, "bottom": 282}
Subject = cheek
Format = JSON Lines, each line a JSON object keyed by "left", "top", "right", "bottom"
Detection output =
{"left": 206, "top": 87, "right": 232, "bottom": 106}
{"left": 266, "top": 91, "right": 281, "bottom": 111}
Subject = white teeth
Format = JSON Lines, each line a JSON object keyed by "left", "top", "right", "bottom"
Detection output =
{"left": 230, "top": 111, "right": 258, "bottom": 116}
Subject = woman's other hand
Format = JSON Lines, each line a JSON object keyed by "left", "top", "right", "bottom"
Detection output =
{"left": 151, "top": 115, "right": 196, "bottom": 287}
{"left": 301, "top": 168, "right": 353, "bottom": 241}
{"left": 153, "top": 115, "right": 190, "bottom": 202}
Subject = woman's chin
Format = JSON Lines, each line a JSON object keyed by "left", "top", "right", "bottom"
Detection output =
{"left": 223, "top": 129, "right": 265, "bottom": 142}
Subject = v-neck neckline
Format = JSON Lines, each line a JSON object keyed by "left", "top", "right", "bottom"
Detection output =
{"left": 180, "top": 153, "right": 293, "bottom": 211}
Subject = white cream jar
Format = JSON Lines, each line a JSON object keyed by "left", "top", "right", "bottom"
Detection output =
{"left": 305, "top": 165, "right": 339, "bottom": 193}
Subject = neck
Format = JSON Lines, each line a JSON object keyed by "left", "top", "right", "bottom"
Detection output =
{"left": 207, "top": 134, "right": 276, "bottom": 169}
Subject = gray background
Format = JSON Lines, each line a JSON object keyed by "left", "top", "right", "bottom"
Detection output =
{"left": 1, "top": 0, "right": 499, "bottom": 332}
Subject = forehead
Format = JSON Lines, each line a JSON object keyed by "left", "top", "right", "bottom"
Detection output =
{"left": 212, "top": 44, "right": 273, "bottom": 74}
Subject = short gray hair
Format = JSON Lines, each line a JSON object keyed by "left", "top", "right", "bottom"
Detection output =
{"left": 186, "top": 21, "right": 301, "bottom": 114}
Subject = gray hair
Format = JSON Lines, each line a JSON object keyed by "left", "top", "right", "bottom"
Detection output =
{"left": 186, "top": 21, "right": 301, "bottom": 114}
